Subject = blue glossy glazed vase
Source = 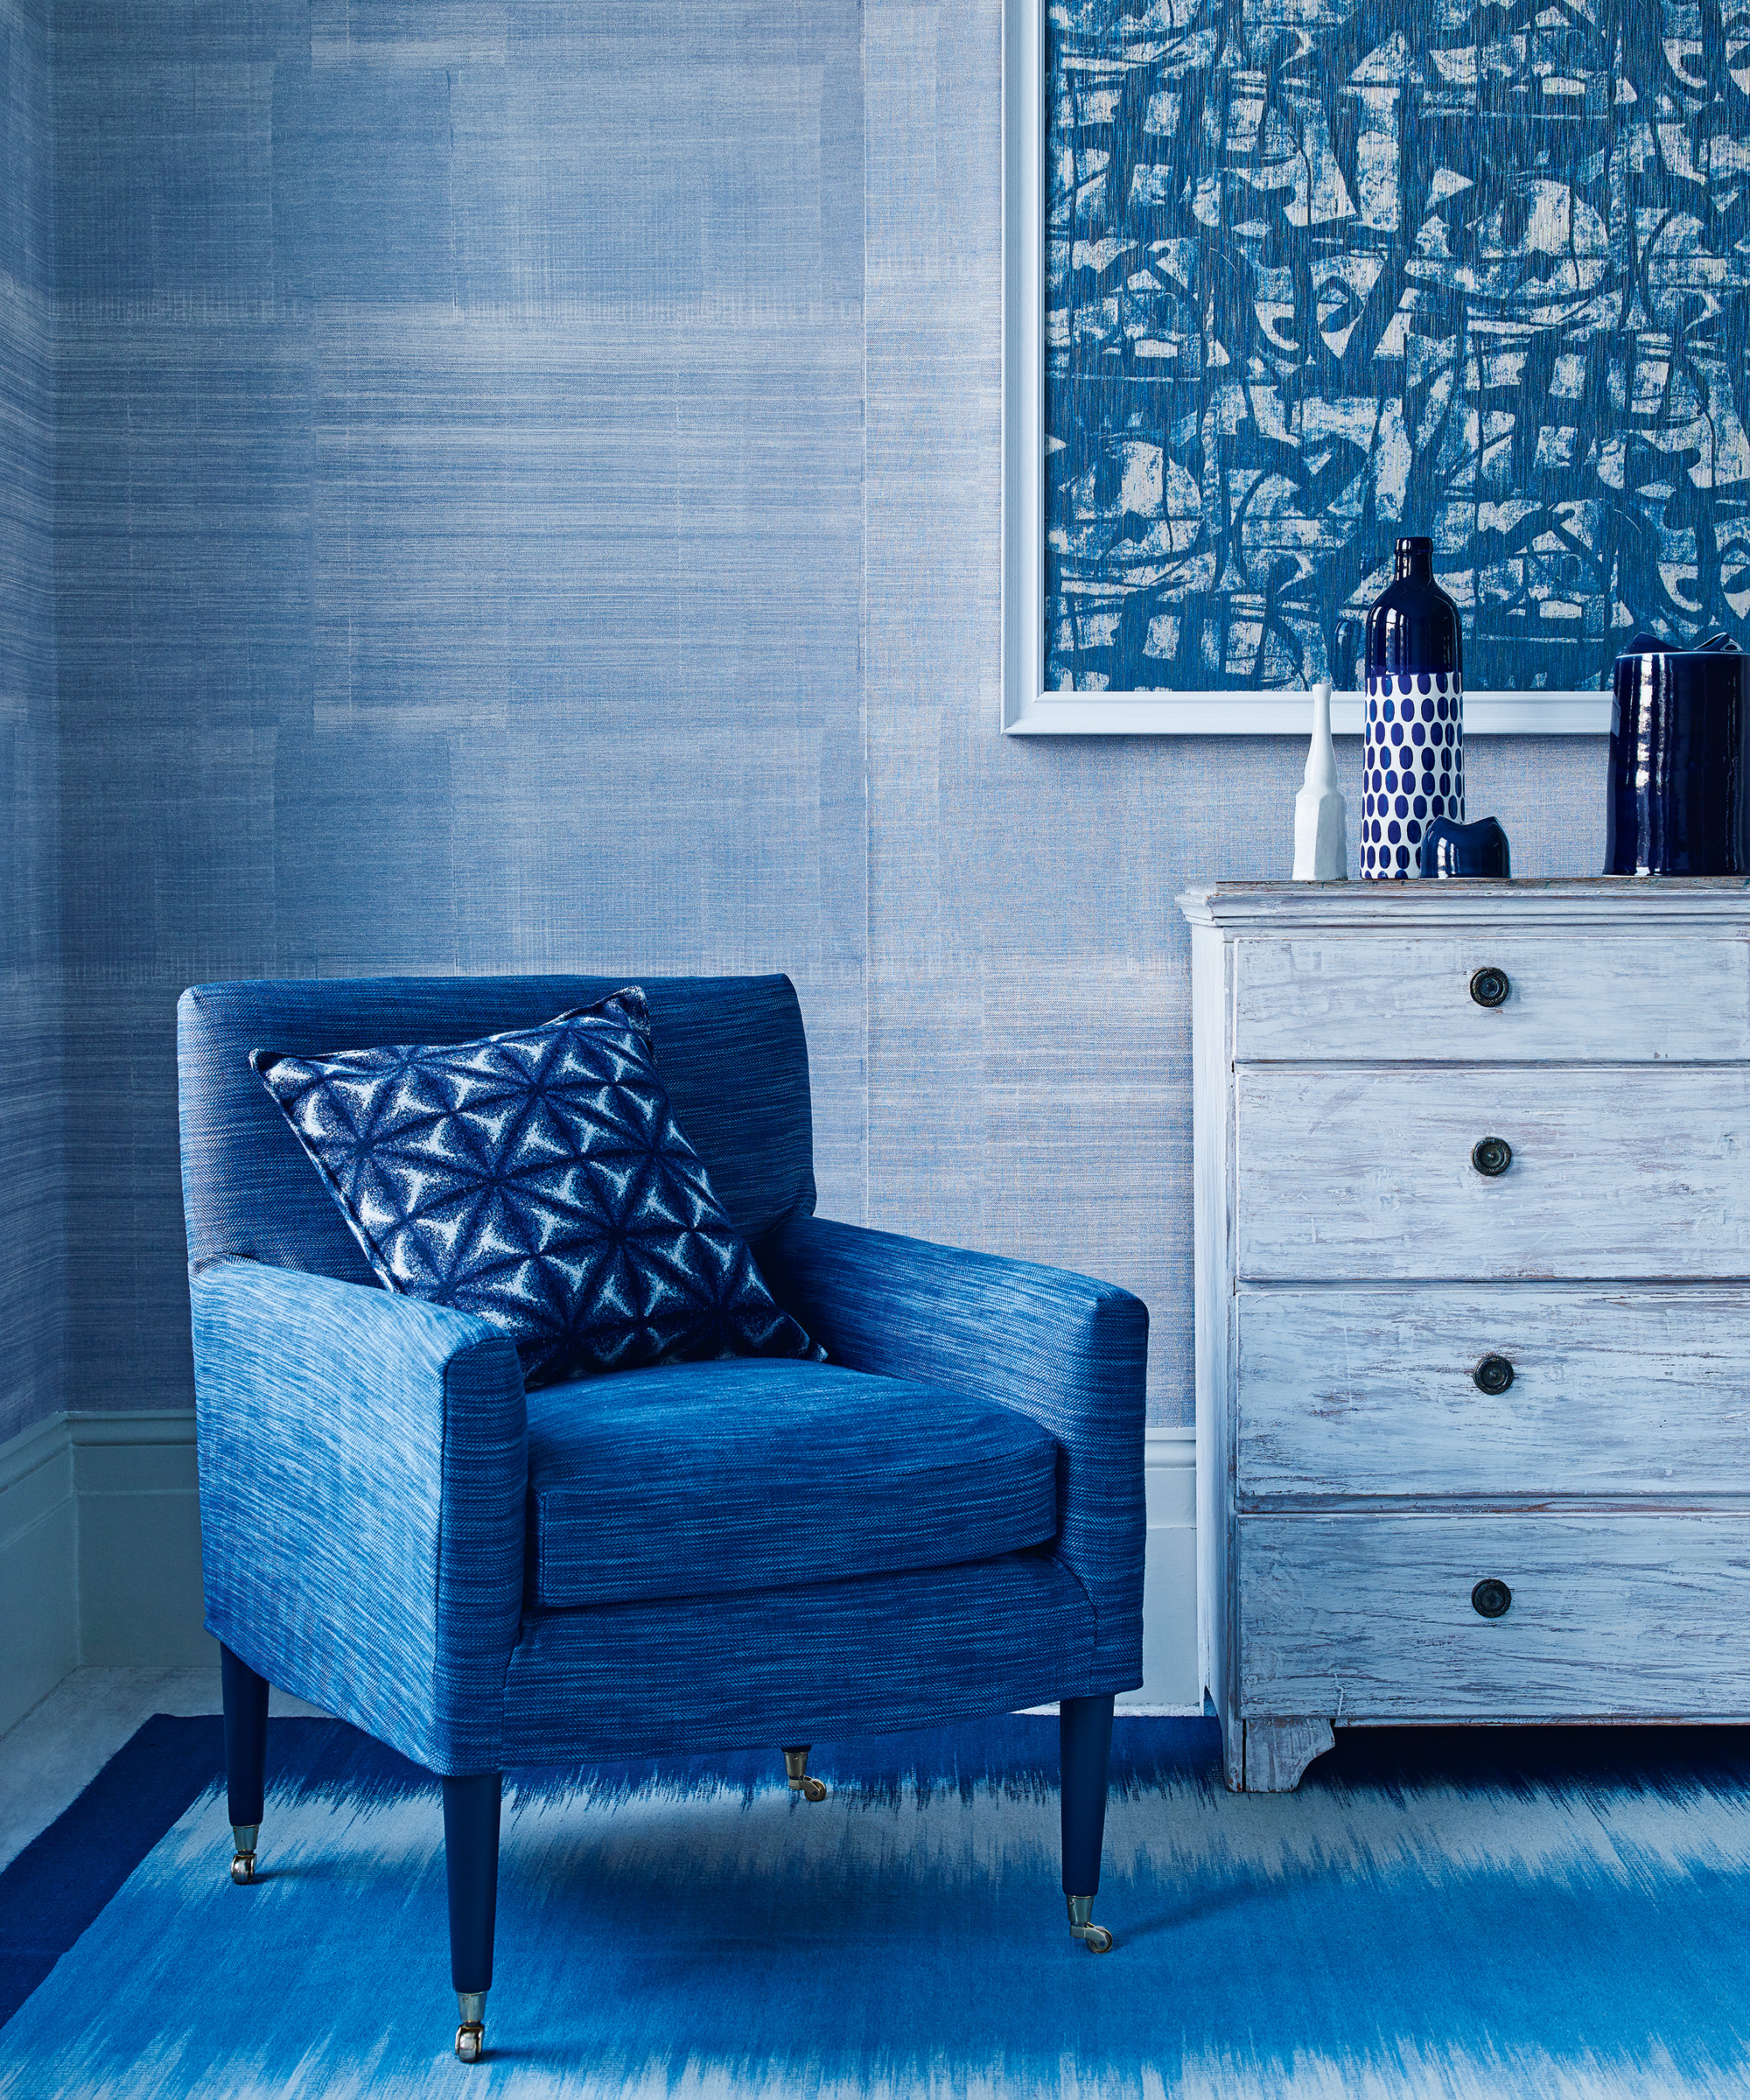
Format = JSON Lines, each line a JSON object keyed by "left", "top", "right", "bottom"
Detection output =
{"left": 1362, "top": 536, "right": 1464, "bottom": 879}
{"left": 1420, "top": 815, "right": 1510, "bottom": 878}
{"left": 1606, "top": 634, "right": 1750, "bottom": 875}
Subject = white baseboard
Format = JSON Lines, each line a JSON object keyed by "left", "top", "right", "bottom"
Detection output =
{"left": 1121, "top": 1428, "right": 1200, "bottom": 1712}
{"left": 0, "top": 1410, "right": 1202, "bottom": 1735}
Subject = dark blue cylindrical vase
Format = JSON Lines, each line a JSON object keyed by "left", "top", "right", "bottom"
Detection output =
{"left": 1362, "top": 537, "right": 1464, "bottom": 879}
{"left": 1606, "top": 635, "right": 1750, "bottom": 876}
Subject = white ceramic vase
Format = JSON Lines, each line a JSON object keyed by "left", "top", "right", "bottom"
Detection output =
{"left": 1292, "top": 680, "right": 1348, "bottom": 881}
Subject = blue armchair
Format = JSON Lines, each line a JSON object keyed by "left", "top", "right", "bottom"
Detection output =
{"left": 178, "top": 974, "right": 1147, "bottom": 2060}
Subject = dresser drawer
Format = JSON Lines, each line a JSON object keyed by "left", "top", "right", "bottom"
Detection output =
{"left": 1234, "top": 932, "right": 1750, "bottom": 1063}
{"left": 1236, "top": 1065, "right": 1750, "bottom": 1281}
{"left": 1239, "top": 1514, "right": 1750, "bottom": 1718}
{"left": 1236, "top": 1288, "right": 1750, "bottom": 1501}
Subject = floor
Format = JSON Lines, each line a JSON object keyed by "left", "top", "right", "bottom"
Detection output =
{"left": 0, "top": 1668, "right": 328, "bottom": 1875}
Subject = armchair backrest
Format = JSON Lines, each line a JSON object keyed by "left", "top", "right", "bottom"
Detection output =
{"left": 178, "top": 975, "right": 817, "bottom": 1283}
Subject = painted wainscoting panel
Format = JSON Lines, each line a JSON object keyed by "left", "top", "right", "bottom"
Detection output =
{"left": 70, "top": 1413, "right": 213, "bottom": 1671}
{"left": 0, "top": 1409, "right": 212, "bottom": 1736}
{"left": 0, "top": 1414, "right": 77, "bottom": 1739}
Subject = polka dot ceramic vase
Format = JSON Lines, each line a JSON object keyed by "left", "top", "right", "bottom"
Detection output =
{"left": 1362, "top": 673, "right": 1464, "bottom": 877}
{"left": 1362, "top": 536, "right": 1465, "bottom": 880}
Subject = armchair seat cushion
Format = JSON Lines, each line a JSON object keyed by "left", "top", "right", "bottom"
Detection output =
{"left": 525, "top": 1359, "right": 1060, "bottom": 1607}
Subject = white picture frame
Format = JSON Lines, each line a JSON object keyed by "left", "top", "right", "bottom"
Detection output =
{"left": 999, "top": 0, "right": 1613, "bottom": 737}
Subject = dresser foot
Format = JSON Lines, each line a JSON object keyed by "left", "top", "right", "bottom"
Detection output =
{"left": 1218, "top": 1708, "right": 1244, "bottom": 1792}
{"left": 1242, "top": 1718, "right": 1334, "bottom": 1792}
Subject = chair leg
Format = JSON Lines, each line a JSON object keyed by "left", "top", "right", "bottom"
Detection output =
{"left": 220, "top": 1644, "right": 270, "bottom": 1886}
{"left": 444, "top": 1773, "right": 501, "bottom": 2064}
{"left": 1060, "top": 1693, "right": 1116, "bottom": 1953}
{"left": 781, "top": 1746, "right": 827, "bottom": 1802}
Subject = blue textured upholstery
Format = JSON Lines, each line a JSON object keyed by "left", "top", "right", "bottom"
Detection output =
{"left": 180, "top": 971, "right": 1148, "bottom": 1784}
{"left": 178, "top": 975, "right": 816, "bottom": 1285}
{"left": 525, "top": 1360, "right": 1060, "bottom": 1608}
{"left": 758, "top": 1214, "right": 1148, "bottom": 1685}
{"left": 192, "top": 1259, "right": 526, "bottom": 1775}
{"left": 502, "top": 1555, "right": 1097, "bottom": 1763}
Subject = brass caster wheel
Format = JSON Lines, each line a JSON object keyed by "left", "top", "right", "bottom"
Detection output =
{"left": 455, "top": 1991, "right": 488, "bottom": 2063}
{"left": 229, "top": 1823, "right": 260, "bottom": 1886}
{"left": 1067, "top": 1894, "right": 1113, "bottom": 1953}
{"left": 782, "top": 1747, "right": 826, "bottom": 1801}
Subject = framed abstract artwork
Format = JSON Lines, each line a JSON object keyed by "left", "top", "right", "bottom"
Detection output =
{"left": 1002, "top": 0, "right": 1750, "bottom": 733}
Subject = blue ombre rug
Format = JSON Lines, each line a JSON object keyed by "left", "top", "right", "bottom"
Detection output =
{"left": 4, "top": 1713, "right": 1750, "bottom": 2096}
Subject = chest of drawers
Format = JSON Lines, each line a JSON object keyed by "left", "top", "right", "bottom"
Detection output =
{"left": 1179, "top": 878, "right": 1750, "bottom": 1792}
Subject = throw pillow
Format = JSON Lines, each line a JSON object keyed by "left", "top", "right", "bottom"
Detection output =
{"left": 251, "top": 988, "right": 823, "bottom": 1387}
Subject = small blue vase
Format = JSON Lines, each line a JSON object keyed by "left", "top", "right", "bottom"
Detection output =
{"left": 1420, "top": 816, "right": 1511, "bottom": 878}
{"left": 1362, "top": 537, "right": 1465, "bottom": 879}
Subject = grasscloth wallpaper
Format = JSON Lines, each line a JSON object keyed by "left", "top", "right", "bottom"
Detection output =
{"left": 4, "top": 0, "right": 1607, "bottom": 1446}
{"left": 1046, "top": 0, "right": 1750, "bottom": 696}
{"left": 0, "top": 0, "right": 60, "bottom": 1449}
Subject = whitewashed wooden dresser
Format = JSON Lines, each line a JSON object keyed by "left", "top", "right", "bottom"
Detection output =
{"left": 1179, "top": 878, "right": 1750, "bottom": 1791}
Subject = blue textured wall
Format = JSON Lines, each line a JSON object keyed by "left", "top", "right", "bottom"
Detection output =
{"left": 0, "top": 0, "right": 60, "bottom": 1450}
{"left": 858, "top": 0, "right": 1603, "bottom": 1424}
{"left": 52, "top": 2, "right": 867, "bottom": 1422}
{"left": 46, "top": 0, "right": 1606, "bottom": 1432}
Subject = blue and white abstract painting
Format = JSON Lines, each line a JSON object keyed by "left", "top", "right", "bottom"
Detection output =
{"left": 1046, "top": 0, "right": 1750, "bottom": 692}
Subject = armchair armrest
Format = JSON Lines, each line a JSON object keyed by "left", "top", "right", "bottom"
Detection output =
{"left": 192, "top": 1259, "right": 528, "bottom": 1774}
{"left": 758, "top": 1214, "right": 1146, "bottom": 1682}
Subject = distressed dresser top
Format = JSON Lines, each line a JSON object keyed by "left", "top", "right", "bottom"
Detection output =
{"left": 1179, "top": 878, "right": 1750, "bottom": 928}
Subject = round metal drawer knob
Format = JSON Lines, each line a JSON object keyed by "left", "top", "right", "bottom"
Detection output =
{"left": 1474, "top": 1353, "right": 1515, "bottom": 1396}
{"left": 1472, "top": 1578, "right": 1513, "bottom": 1620}
{"left": 1470, "top": 966, "right": 1510, "bottom": 1009}
{"left": 1472, "top": 1136, "right": 1513, "bottom": 1177}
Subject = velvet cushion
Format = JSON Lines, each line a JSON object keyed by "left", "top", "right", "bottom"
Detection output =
{"left": 524, "top": 1357, "right": 1061, "bottom": 1607}
{"left": 251, "top": 988, "right": 822, "bottom": 1387}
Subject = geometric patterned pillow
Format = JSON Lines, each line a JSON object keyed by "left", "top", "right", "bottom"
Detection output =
{"left": 250, "top": 987, "right": 824, "bottom": 1389}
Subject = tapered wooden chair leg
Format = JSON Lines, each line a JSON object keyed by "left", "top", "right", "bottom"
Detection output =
{"left": 444, "top": 1773, "right": 502, "bottom": 2062}
{"left": 220, "top": 1644, "right": 270, "bottom": 1886}
{"left": 1060, "top": 1693, "right": 1116, "bottom": 1952}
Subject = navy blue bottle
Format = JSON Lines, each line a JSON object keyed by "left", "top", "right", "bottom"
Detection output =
{"left": 1362, "top": 537, "right": 1465, "bottom": 879}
